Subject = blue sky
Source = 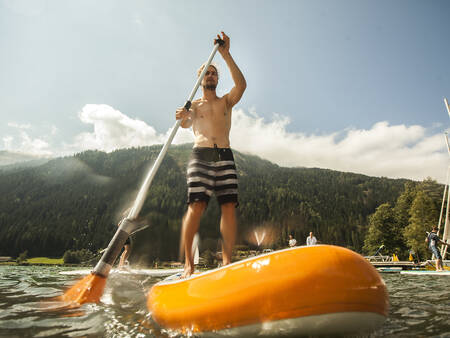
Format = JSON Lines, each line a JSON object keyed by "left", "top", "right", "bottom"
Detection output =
{"left": 1, "top": 0, "right": 450, "bottom": 182}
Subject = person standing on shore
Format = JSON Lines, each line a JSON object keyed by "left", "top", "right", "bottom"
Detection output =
{"left": 288, "top": 234, "right": 297, "bottom": 247}
{"left": 426, "top": 226, "right": 447, "bottom": 271}
{"left": 306, "top": 232, "right": 317, "bottom": 246}
{"left": 176, "top": 31, "right": 246, "bottom": 278}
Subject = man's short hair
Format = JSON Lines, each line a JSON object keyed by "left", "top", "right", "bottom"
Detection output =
{"left": 432, "top": 226, "right": 438, "bottom": 231}
{"left": 197, "top": 62, "right": 219, "bottom": 78}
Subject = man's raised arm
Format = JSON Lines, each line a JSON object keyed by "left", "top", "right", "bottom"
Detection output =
{"left": 217, "top": 32, "right": 246, "bottom": 108}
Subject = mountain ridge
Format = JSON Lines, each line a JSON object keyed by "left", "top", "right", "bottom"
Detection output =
{"left": 0, "top": 144, "right": 410, "bottom": 263}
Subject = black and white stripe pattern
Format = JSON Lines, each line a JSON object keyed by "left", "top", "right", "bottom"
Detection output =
{"left": 187, "top": 157, "right": 238, "bottom": 201}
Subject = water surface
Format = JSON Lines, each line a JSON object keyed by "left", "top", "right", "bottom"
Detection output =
{"left": 0, "top": 266, "right": 449, "bottom": 337}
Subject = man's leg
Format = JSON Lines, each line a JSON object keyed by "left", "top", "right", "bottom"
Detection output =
{"left": 119, "top": 244, "right": 130, "bottom": 269}
{"left": 182, "top": 202, "right": 206, "bottom": 277}
{"left": 220, "top": 202, "right": 237, "bottom": 266}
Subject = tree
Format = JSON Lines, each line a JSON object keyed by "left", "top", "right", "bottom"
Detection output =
{"left": 393, "top": 182, "right": 417, "bottom": 228}
{"left": 404, "top": 190, "right": 439, "bottom": 259}
{"left": 63, "top": 250, "right": 80, "bottom": 264}
{"left": 363, "top": 203, "right": 404, "bottom": 257}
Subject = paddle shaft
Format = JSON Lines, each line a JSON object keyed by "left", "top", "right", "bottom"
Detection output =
{"left": 128, "top": 40, "right": 223, "bottom": 219}
{"left": 93, "top": 39, "right": 224, "bottom": 277}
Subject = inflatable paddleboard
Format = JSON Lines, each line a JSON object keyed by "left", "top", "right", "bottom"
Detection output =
{"left": 60, "top": 268, "right": 183, "bottom": 277}
{"left": 400, "top": 270, "right": 450, "bottom": 276}
{"left": 147, "top": 245, "right": 388, "bottom": 336}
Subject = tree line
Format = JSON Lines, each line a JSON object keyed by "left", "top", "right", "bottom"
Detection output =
{"left": 363, "top": 179, "right": 444, "bottom": 260}
{"left": 0, "top": 144, "right": 441, "bottom": 265}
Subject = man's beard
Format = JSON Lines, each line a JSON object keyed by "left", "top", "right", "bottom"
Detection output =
{"left": 203, "top": 84, "right": 217, "bottom": 90}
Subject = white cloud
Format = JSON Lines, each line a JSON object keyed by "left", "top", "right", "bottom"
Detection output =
{"left": 2, "top": 131, "right": 52, "bottom": 156}
{"left": 230, "top": 109, "right": 448, "bottom": 182}
{"left": 72, "top": 104, "right": 194, "bottom": 152}
{"left": 3, "top": 104, "right": 448, "bottom": 183}
{"left": 3, "top": 122, "right": 53, "bottom": 156}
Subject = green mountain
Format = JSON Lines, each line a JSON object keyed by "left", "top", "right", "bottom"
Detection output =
{"left": 0, "top": 144, "right": 409, "bottom": 264}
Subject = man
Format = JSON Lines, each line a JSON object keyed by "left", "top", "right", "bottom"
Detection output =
{"left": 306, "top": 232, "right": 317, "bottom": 246}
{"left": 176, "top": 32, "right": 246, "bottom": 278}
{"left": 426, "top": 226, "right": 447, "bottom": 272}
{"left": 288, "top": 234, "right": 297, "bottom": 247}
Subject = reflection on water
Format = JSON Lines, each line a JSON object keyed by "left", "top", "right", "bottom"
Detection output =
{"left": 0, "top": 265, "right": 449, "bottom": 337}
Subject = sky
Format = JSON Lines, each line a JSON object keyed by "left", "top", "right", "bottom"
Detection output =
{"left": 1, "top": 0, "right": 450, "bottom": 182}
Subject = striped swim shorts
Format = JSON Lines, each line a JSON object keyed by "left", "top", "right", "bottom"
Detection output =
{"left": 187, "top": 146, "right": 238, "bottom": 206}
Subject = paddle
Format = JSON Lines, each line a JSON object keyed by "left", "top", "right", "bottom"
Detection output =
{"left": 58, "top": 37, "right": 224, "bottom": 306}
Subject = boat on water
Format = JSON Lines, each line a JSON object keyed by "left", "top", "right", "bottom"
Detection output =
{"left": 400, "top": 270, "right": 450, "bottom": 276}
{"left": 147, "top": 245, "right": 388, "bottom": 336}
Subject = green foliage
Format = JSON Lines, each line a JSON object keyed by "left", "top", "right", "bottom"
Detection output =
{"left": 404, "top": 190, "right": 440, "bottom": 259}
{"left": 363, "top": 203, "right": 405, "bottom": 256}
{"left": 200, "top": 249, "right": 216, "bottom": 267}
{"left": 363, "top": 179, "right": 443, "bottom": 260}
{"left": 16, "top": 250, "right": 28, "bottom": 265}
{"left": 0, "top": 144, "right": 410, "bottom": 264}
{"left": 63, "top": 251, "right": 79, "bottom": 264}
{"left": 63, "top": 249, "right": 95, "bottom": 264}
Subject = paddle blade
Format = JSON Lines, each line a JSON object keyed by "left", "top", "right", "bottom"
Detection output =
{"left": 58, "top": 273, "right": 106, "bottom": 306}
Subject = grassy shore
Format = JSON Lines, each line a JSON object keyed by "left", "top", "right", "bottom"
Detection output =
{"left": 26, "top": 257, "right": 64, "bottom": 265}
{"left": 0, "top": 257, "right": 64, "bottom": 265}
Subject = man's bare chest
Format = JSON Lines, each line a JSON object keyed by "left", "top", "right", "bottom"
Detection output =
{"left": 194, "top": 100, "right": 229, "bottom": 120}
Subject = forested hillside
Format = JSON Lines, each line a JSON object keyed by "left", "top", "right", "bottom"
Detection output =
{"left": 0, "top": 144, "right": 413, "bottom": 263}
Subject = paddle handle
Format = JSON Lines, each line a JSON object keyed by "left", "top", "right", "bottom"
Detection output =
{"left": 93, "top": 38, "right": 223, "bottom": 277}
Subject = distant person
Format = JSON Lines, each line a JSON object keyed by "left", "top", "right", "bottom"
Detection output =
{"left": 176, "top": 32, "right": 246, "bottom": 278}
{"left": 426, "top": 226, "right": 447, "bottom": 272}
{"left": 116, "top": 209, "right": 148, "bottom": 270}
{"left": 288, "top": 234, "right": 297, "bottom": 247}
{"left": 118, "top": 220, "right": 131, "bottom": 270}
{"left": 306, "top": 232, "right": 317, "bottom": 246}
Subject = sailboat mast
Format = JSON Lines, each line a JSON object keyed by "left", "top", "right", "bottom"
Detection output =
{"left": 441, "top": 98, "right": 450, "bottom": 259}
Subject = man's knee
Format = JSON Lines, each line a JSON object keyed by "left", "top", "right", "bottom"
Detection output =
{"left": 187, "top": 201, "right": 207, "bottom": 216}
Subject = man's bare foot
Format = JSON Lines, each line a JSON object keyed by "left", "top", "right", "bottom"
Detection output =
{"left": 181, "top": 265, "right": 194, "bottom": 279}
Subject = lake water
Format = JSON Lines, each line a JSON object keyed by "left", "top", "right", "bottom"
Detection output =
{"left": 0, "top": 265, "right": 449, "bottom": 337}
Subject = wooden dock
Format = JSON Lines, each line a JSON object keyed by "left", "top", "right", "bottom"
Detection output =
{"left": 369, "top": 261, "right": 427, "bottom": 270}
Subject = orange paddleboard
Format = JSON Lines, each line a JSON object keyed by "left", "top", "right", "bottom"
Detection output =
{"left": 147, "top": 245, "right": 388, "bottom": 336}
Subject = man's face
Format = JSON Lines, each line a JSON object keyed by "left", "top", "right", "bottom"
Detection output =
{"left": 202, "top": 65, "right": 218, "bottom": 90}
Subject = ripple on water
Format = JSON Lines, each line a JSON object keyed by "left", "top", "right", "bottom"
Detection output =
{"left": 372, "top": 273, "right": 450, "bottom": 337}
{"left": 0, "top": 266, "right": 449, "bottom": 337}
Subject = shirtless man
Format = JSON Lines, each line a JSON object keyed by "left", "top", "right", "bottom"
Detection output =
{"left": 175, "top": 32, "right": 246, "bottom": 277}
